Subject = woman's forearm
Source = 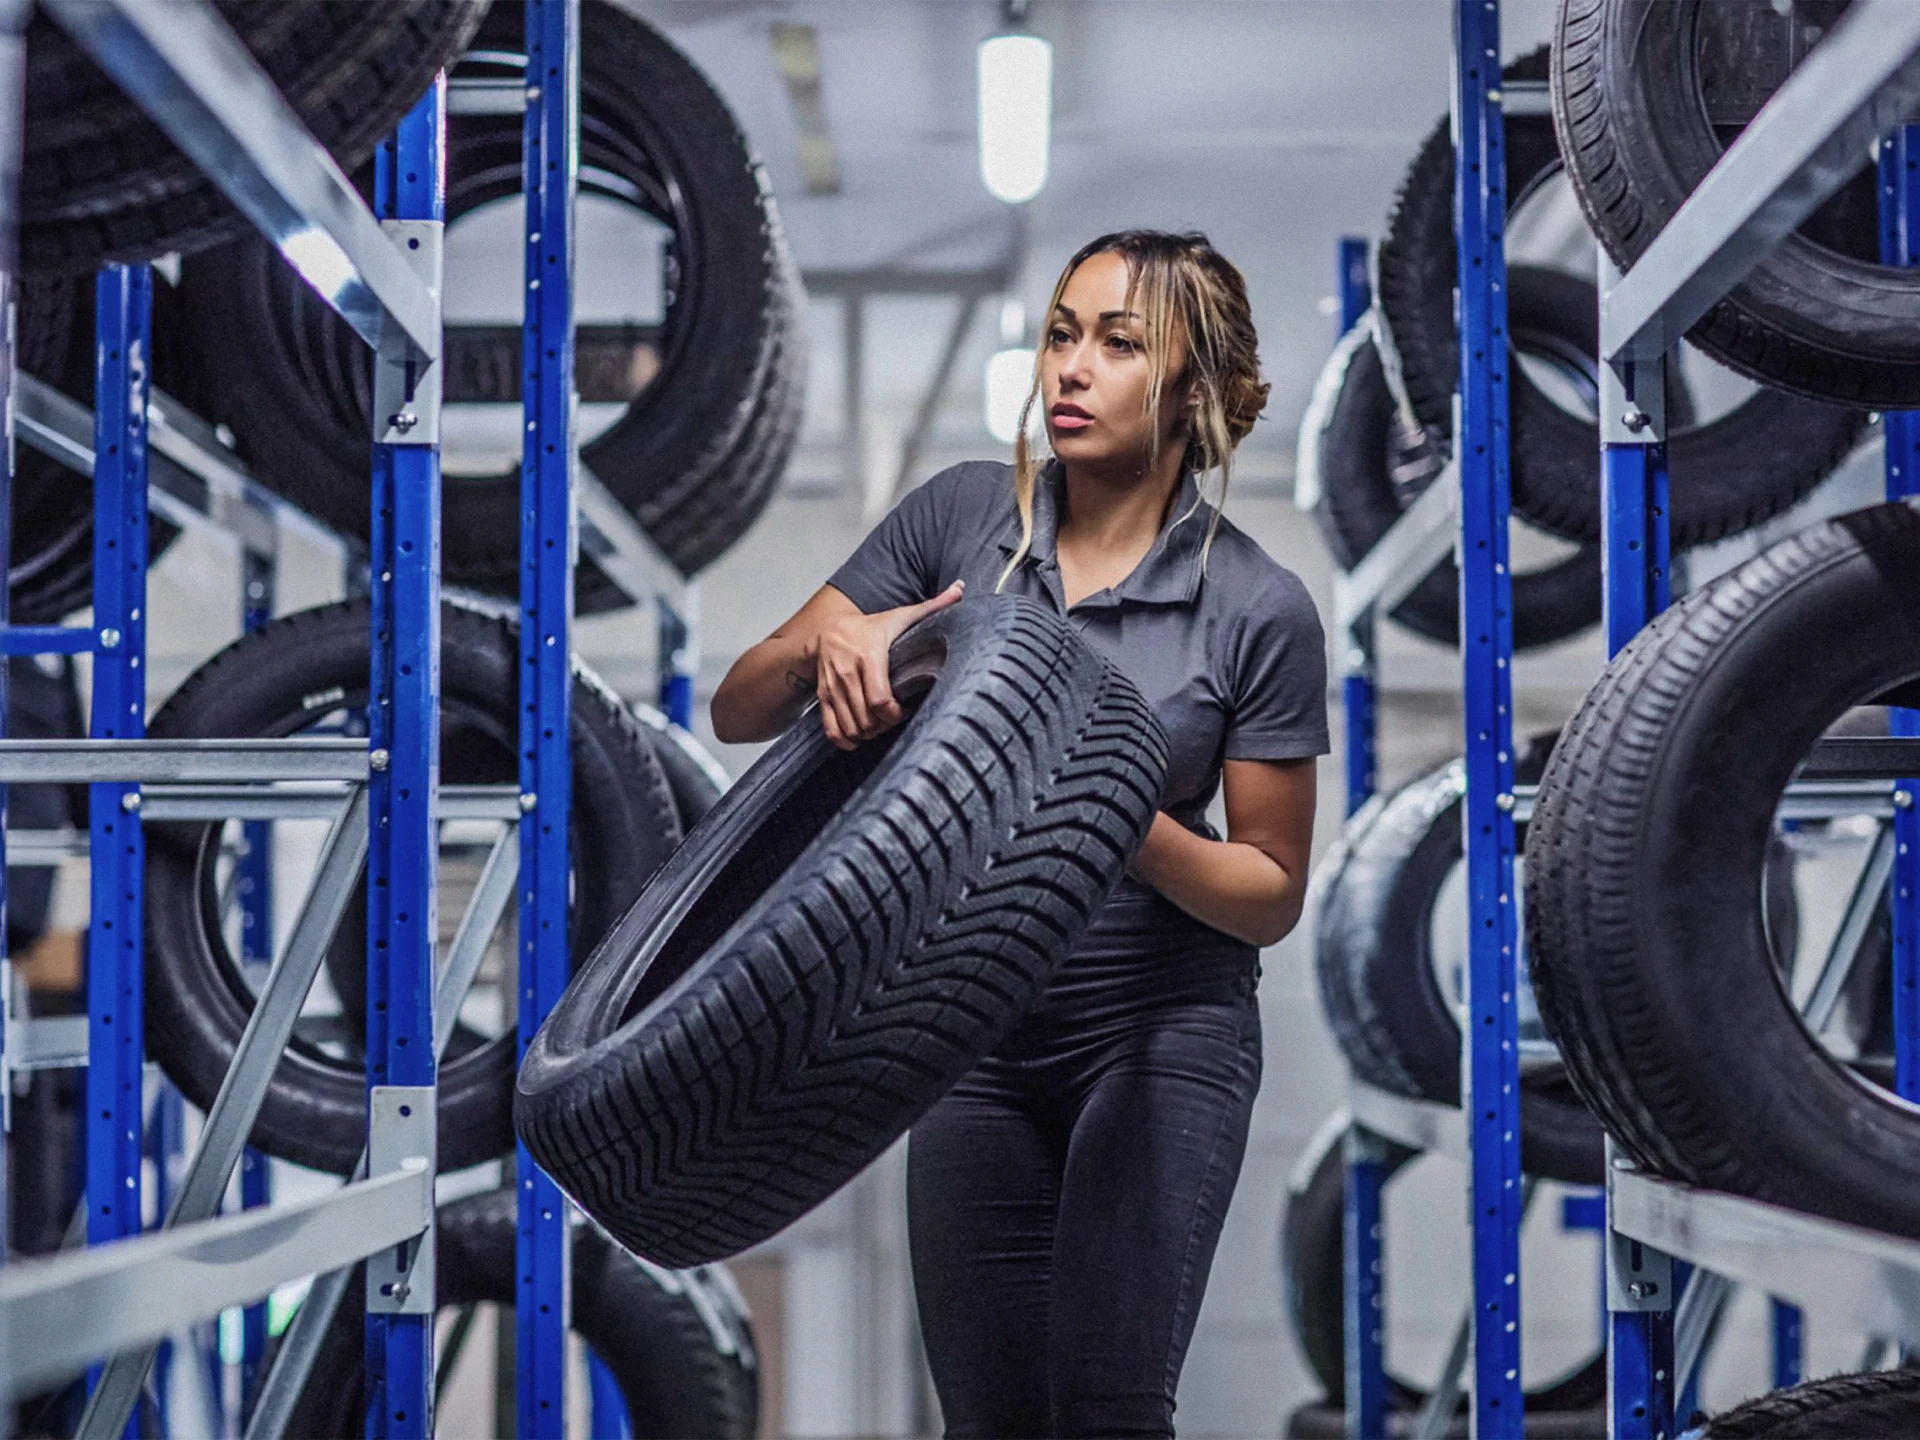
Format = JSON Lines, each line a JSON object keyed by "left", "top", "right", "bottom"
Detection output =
{"left": 1128, "top": 813, "right": 1306, "bottom": 948}
{"left": 711, "top": 632, "right": 818, "bottom": 743}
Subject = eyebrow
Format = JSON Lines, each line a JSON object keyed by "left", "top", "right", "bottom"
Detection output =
{"left": 1052, "top": 305, "right": 1141, "bottom": 324}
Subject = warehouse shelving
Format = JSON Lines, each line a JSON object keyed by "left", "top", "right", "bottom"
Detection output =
{"left": 0, "top": 2, "right": 619, "bottom": 1435}
{"left": 1327, "top": 3, "right": 1920, "bottom": 1437}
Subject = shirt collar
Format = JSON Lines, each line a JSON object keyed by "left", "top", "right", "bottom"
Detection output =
{"left": 997, "top": 459, "right": 1211, "bottom": 608}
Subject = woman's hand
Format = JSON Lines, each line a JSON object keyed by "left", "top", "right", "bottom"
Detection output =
{"left": 710, "top": 580, "right": 964, "bottom": 746}
{"left": 813, "top": 581, "right": 965, "bottom": 749}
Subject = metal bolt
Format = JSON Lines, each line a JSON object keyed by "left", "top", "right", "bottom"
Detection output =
{"left": 1621, "top": 408, "right": 1652, "bottom": 434}
{"left": 120, "top": 792, "right": 141, "bottom": 812}
{"left": 98, "top": 628, "right": 121, "bottom": 649}
{"left": 369, "top": 748, "right": 391, "bottom": 772}
{"left": 388, "top": 411, "right": 418, "bottom": 433}
{"left": 1898, "top": 790, "right": 1914, "bottom": 811}
{"left": 1495, "top": 792, "right": 1515, "bottom": 812}
{"left": 1627, "top": 1281, "right": 1658, "bottom": 1299}
{"left": 519, "top": 792, "right": 537, "bottom": 812}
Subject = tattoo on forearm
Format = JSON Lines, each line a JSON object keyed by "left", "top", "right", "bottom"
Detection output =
{"left": 785, "top": 668, "right": 817, "bottom": 697}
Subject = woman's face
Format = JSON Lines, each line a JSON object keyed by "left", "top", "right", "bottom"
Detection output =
{"left": 1039, "top": 250, "right": 1185, "bottom": 474}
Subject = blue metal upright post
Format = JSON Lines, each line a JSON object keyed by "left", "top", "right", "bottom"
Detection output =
{"left": 364, "top": 82, "right": 445, "bottom": 1440}
{"left": 1598, "top": 266, "right": 1677, "bottom": 1440}
{"left": 1331, "top": 233, "right": 1389, "bottom": 1440}
{"left": 1878, "top": 127, "right": 1920, "bottom": 1106}
{"left": 1453, "top": 2, "right": 1524, "bottom": 1432}
{"left": 238, "top": 529, "right": 275, "bottom": 1424}
{"left": 85, "top": 263, "right": 151, "bottom": 1257}
{"left": 518, "top": 4, "right": 578, "bottom": 1436}
{"left": 1336, "top": 235, "right": 1376, "bottom": 821}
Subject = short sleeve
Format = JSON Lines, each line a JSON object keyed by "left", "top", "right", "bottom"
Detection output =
{"left": 825, "top": 469, "right": 952, "bottom": 614}
{"left": 1224, "top": 572, "right": 1331, "bottom": 762}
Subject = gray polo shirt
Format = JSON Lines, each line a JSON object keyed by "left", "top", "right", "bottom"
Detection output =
{"left": 828, "top": 459, "right": 1329, "bottom": 836}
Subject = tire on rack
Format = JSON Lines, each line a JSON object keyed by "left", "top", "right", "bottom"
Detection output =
{"left": 1297, "top": 310, "right": 1600, "bottom": 651}
{"left": 1377, "top": 43, "right": 1865, "bottom": 540}
{"left": 1697, "top": 1368, "right": 1920, "bottom": 1437}
{"left": 1279, "top": 1115, "right": 1607, "bottom": 1417}
{"left": 19, "top": 1, "right": 488, "bottom": 275}
{"left": 142, "top": 598, "right": 682, "bottom": 1176}
{"left": 1526, "top": 502, "right": 1920, "bottom": 1234}
{"left": 1310, "top": 735, "right": 1604, "bottom": 1184}
{"left": 285, "top": 1187, "right": 760, "bottom": 1440}
{"left": 1552, "top": 0, "right": 1920, "bottom": 408}
{"left": 631, "top": 702, "right": 731, "bottom": 830}
{"left": 174, "top": 0, "right": 804, "bottom": 607}
{"left": 516, "top": 595, "right": 1169, "bottom": 1266}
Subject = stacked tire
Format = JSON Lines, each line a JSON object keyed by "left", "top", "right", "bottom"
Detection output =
{"left": 1299, "top": 40, "right": 1870, "bottom": 652}
{"left": 140, "top": 598, "right": 686, "bottom": 1174}
{"left": 286, "top": 1188, "right": 760, "bottom": 1439}
{"left": 173, "top": 0, "right": 805, "bottom": 612}
{"left": 1311, "top": 738, "right": 1604, "bottom": 1185}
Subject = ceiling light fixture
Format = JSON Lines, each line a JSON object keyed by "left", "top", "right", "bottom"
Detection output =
{"left": 985, "top": 299, "right": 1036, "bottom": 444}
{"left": 977, "top": 14, "right": 1051, "bottom": 205}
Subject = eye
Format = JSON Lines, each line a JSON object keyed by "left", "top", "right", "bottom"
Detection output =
{"left": 1047, "top": 326, "right": 1072, "bottom": 346}
{"left": 1106, "top": 334, "right": 1137, "bottom": 354}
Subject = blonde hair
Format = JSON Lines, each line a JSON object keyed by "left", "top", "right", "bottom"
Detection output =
{"left": 998, "top": 230, "right": 1270, "bottom": 590}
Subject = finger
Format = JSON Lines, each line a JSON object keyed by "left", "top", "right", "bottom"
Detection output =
{"left": 888, "top": 580, "right": 966, "bottom": 636}
{"left": 858, "top": 655, "right": 899, "bottom": 731}
{"left": 819, "top": 690, "right": 857, "bottom": 750}
{"left": 831, "top": 662, "right": 874, "bottom": 736}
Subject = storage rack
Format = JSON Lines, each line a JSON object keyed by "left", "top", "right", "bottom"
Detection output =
{"left": 0, "top": 1, "right": 669, "bottom": 1434}
{"left": 1591, "top": 6, "right": 1920, "bottom": 1434}
{"left": 1329, "top": 3, "right": 1920, "bottom": 1437}
{"left": 1331, "top": 3, "right": 1527, "bottom": 1435}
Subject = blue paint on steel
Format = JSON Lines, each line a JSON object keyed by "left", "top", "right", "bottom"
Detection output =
{"left": 239, "top": 526, "right": 275, "bottom": 1424}
{"left": 1453, "top": 1, "right": 1523, "bottom": 1430}
{"left": 1601, "top": 439, "right": 1670, "bottom": 653}
{"left": 85, "top": 264, "right": 151, "bottom": 1255}
{"left": 1336, "top": 236, "right": 1377, "bottom": 821}
{"left": 518, "top": 4, "right": 578, "bottom": 1435}
{"left": 1341, "top": 1135, "right": 1386, "bottom": 1440}
{"left": 0, "top": 625, "right": 96, "bottom": 654}
{"left": 1771, "top": 1299, "right": 1804, "bottom": 1389}
{"left": 1560, "top": 1191, "right": 1605, "bottom": 1230}
{"left": 657, "top": 603, "right": 693, "bottom": 731}
{"left": 1879, "top": 127, "right": 1920, "bottom": 1103}
{"left": 363, "top": 81, "right": 445, "bottom": 1440}
{"left": 1609, "top": 1290, "right": 1675, "bottom": 1439}
{"left": 588, "top": 1354, "right": 632, "bottom": 1440}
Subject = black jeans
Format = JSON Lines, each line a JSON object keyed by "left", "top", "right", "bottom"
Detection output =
{"left": 907, "top": 989, "right": 1262, "bottom": 1439}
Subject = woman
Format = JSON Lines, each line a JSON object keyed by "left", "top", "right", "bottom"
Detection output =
{"left": 712, "top": 230, "right": 1327, "bottom": 1437}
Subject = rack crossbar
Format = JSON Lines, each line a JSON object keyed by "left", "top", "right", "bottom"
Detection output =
{"left": 0, "top": 1167, "right": 430, "bottom": 1399}
{"left": 1602, "top": 0, "right": 1920, "bottom": 364}
{"left": 0, "top": 739, "right": 369, "bottom": 783}
{"left": 42, "top": 0, "right": 440, "bottom": 359}
{"left": 1611, "top": 1168, "right": 1920, "bottom": 1346}
{"left": 1333, "top": 463, "right": 1457, "bottom": 628}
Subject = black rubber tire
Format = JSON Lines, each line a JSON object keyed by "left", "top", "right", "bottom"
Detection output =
{"left": 286, "top": 1188, "right": 759, "bottom": 1440}
{"left": 1552, "top": 0, "right": 1920, "bottom": 407}
{"left": 631, "top": 703, "right": 730, "bottom": 830}
{"left": 5, "top": 656, "right": 86, "bottom": 954}
{"left": 1311, "top": 737, "right": 1604, "bottom": 1185}
{"left": 142, "top": 599, "right": 681, "bottom": 1176}
{"left": 1300, "top": 316, "right": 1601, "bottom": 651}
{"left": 1378, "top": 44, "right": 1866, "bottom": 541}
{"left": 1280, "top": 1118, "right": 1607, "bottom": 1417}
{"left": 19, "top": 1, "right": 488, "bottom": 275}
{"left": 174, "top": 0, "right": 803, "bottom": 602}
{"left": 1526, "top": 502, "right": 1920, "bottom": 1234}
{"left": 1698, "top": 1368, "right": 1920, "bottom": 1437}
{"left": 516, "top": 595, "right": 1169, "bottom": 1266}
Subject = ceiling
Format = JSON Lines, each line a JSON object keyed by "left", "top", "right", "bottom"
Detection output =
{"left": 628, "top": 0, "right": 1566, "bottom": 508}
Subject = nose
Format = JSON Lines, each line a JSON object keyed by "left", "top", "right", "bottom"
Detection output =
{"left": 1057, "top": 336, "right": 1094, "bottom": 391}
